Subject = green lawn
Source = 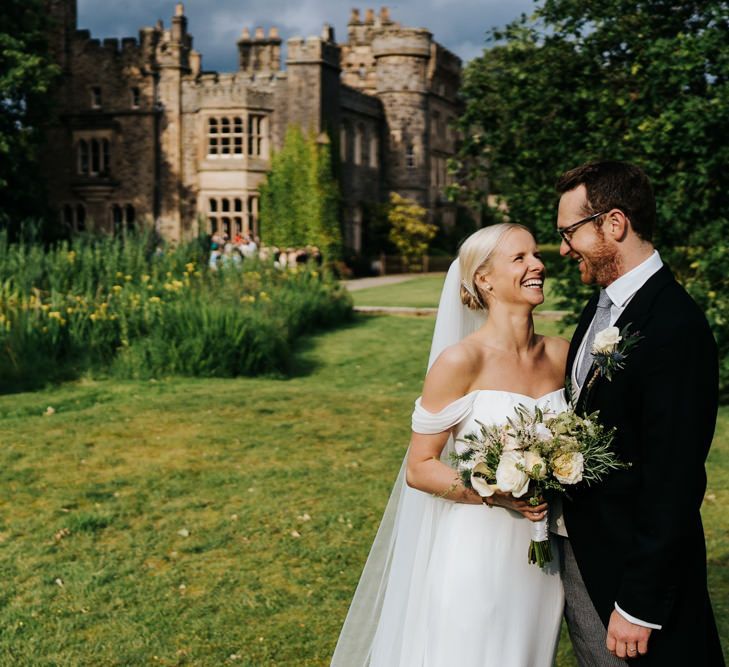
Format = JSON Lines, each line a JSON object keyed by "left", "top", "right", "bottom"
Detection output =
{"left": 0, "top": 314, "right": 725, "bottom": 664}
{"left": 351, "top": 273, "right": 565, "bottom": 312}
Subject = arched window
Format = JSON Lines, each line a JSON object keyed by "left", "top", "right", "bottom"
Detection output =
{"left": 339, "top": 123, "right": 348, "bottom": 162}
{"left": 102, "top": 139, "right": 110, "bottom": 174}
{"left": 78, "top": 140, "right": 89, "bottom": 175}
{"left": 222, "top": 198, "right": 230, "bottom": 212}
{"left": 354, "top": 124, "right": 363, "bottom": 165}
{"left": 369, "top": 133, "right": 378, "bottom": 168}
{"left": 91, "top": 139, "right": 101, "bottom": 174}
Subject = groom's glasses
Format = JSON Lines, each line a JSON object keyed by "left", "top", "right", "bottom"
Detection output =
{"left": 557, "top": 211, "right": 608, "bottom": 247}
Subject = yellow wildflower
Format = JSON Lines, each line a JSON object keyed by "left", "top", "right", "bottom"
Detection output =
{"left": 112, "top": 285, "right": 123, "bottom": 293}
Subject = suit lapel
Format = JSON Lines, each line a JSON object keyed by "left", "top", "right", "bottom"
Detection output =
{"left": 580, "top": 265, "right": 675, "bottom": 412}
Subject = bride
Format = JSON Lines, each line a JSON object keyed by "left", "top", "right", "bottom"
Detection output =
{"left": 332, "top": 223, "right": 569, "bottom": 666}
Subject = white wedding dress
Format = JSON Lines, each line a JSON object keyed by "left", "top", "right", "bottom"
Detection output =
{"left": 332, "top": 261, "right": 565, "bottom": 667}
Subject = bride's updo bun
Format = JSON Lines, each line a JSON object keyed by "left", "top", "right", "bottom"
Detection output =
{"left": 458, "top": 223, "right": 531, "bottom": 311}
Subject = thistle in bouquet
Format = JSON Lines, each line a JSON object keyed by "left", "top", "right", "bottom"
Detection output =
{"left": 452, "top": 404, "right": 628, "bottom": 568}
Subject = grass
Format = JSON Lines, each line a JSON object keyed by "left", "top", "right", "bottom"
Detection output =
{"left": 351, "top": 273, "right": 565, "bottom": 312}
{"left": 0, "top": 314, "right": 725, "bottom": 664}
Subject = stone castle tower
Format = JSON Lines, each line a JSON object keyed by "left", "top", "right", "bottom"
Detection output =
{"left": 42, "top": 2, "right": 462, "bottom": 252}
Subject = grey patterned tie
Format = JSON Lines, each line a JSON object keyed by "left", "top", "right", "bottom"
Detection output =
{"left": 576, "top": 289, "right": 613, "bottom": 389}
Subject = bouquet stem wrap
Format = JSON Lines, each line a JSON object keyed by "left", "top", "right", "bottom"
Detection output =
{"left": 528, "top": 511, "right": 552, "bottom": 567}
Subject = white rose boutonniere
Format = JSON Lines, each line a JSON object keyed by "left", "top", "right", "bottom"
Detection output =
{"left": 587, "top": 323, "right": 643, "bottom": 390}
{"left": 592, "top": 326, "right": 621, "bottom": 354}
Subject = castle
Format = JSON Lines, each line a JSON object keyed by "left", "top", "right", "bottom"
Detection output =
{"left": 43, "top": 1, "right": 462, "bottom": 252}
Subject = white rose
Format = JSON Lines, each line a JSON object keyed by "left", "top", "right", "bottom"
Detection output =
{"left": 552, "top": 451, "right": 584, "bottom": 484}
{"left": 495, "top": 451, "right": 530, "bottom": 497}
{"left": 470, "top": 460, "right": 497, "bottom": 497}
{"left": 533, "top": 423, "right": 553, "bottom": 441}
{"left": 524, "top": 449, "right": 547, "bottom": 479}
{"left": 592, "top": 326, "right": 622, "bottom": 354}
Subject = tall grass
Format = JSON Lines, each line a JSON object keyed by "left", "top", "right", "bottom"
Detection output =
{"left": 0, "top": 232, "right": 352, "bottom": 391}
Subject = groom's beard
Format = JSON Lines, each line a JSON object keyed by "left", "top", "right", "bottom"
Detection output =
{"left": 580, "top": 239, "right": 621, "bottom": 286}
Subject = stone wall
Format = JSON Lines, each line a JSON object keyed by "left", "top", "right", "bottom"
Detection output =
{"left": 42, "top": 1, "right": 462, "bottom": 247}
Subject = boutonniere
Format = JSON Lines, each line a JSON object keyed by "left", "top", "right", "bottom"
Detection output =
{"left": 586, "top": 324, "right": 643, "bottom": 390}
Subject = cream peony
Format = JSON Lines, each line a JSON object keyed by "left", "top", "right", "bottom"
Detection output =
{"left": 592, "top": 326, "right": 622, "bottom": 354}
{"left": 533, "top": 423, "right": 553, "bottom": 441}
{"left": 552, "top": 451, "right": 584, "bottom": 484}
{"left": 524, "top": 449, "right": 547, "bottom": 479}
{"left": 470, "top": 460, "right": 497, "bottom": 497}
{"left": 495, "top": 451, "right": 530, "bottom": 497}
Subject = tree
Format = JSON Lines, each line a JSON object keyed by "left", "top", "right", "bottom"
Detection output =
{"left": 0, "top": 0, "right": 60, "bottom": 232}
{"left": 453, "top": 1, "right": 729, "bottom": 398}
{"left": 454, "top": 0, "right": 729, "bottom": 248}
{"left": 259, "top": 125, "right": 342, "bottom": 259}
{"left": 387, "top": 193, "right": 437, "bottom": 270}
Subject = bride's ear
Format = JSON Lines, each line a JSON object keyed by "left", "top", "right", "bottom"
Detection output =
{"left": 474, "top": 272, "right": 493, "bottom": 293}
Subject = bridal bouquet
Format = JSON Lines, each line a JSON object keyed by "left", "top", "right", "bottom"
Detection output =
{"left": 451, "top": 403, "right": 628, "bottom": 567}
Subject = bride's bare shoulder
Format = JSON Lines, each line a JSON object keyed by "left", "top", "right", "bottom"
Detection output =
{"left": 542, "top": 335, "right": 570, "bottom": 366}
{"left": 421, "top": 341, "right": 480, "bottom": 412}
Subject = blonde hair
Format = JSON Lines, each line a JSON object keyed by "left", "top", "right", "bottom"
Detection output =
{"left": 458, "top": 223, "right": 531, "bottom": 311}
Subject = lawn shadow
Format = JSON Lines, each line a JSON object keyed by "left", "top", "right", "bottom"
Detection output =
{"left": 288, "top": 316, "right": 369, "bottom": 379}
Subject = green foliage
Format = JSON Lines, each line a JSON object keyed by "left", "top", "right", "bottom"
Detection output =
{"left": 0, "top": 0, "right": 61, "bottom": 231}
{"left": 259, "top": 126, "right": 342, "bottom": 259}
{"left": 672, "top": 244, "right": 729, "bottom": 402}
{"left": 454, "top": 0, "right": 729, "bottom": 397}
{"left": 454, "top": 0, "right": 729, "bottom": 247}
{"left": 387, "top": 193, "right": 438, "bottom": 270}
{"left": 0, "top": 232, "right": 352, "bottom": 391}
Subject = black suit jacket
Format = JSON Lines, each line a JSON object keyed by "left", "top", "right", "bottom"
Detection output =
{"left": 564, "top": 265, "right": 725, "bottom": 666}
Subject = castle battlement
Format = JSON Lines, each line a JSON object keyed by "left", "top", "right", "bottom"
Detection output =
{"left": 286, "top": 34, "right": 340, "bottom": 69}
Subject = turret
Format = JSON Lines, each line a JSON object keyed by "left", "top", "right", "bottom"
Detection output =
{"left": 238, "top": 26, "right": 282, "bottom": 73}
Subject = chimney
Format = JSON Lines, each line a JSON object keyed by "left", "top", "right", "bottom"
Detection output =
{"left": 380, "top": 7, "right": 391, "bottom": 24}
{"left": 364, "top": 9, "right": 375, "bottom": 24}
{"left": 349, "top": 8, "right": 361, "bottom": 25}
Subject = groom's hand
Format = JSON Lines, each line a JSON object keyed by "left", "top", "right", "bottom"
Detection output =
{"left": 606, "top": 610, "right": 651, "bottom": 659}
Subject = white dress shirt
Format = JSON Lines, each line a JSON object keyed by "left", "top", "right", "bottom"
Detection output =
{"left": 570, "top": 250, "right": 664, "bottom": 629}
{"left": 572, "top": 250, "right": 664, "bottom": 395}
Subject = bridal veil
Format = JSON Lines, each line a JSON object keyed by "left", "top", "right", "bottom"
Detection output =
{"left": 331, "top": 260, "right": 486, "bottom": 666}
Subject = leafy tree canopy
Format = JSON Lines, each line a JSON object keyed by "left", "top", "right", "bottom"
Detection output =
{"left": 454, "top": 0, "right": 729, "bottom": 248}
{"left": 0, "top": 0, "right": 60, "bottom": 229}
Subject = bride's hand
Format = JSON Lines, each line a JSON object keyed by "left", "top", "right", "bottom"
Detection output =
{"left": 489, "top": 491, "right": 548, "bottom": 522}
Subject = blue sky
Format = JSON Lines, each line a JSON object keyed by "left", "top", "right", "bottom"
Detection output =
{"left": 77, "top": 0, "right": 538, "bottom": 72}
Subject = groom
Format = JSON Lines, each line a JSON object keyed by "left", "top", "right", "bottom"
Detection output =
{"left": 555, "top": 161, "right": 724, "bottom": 665}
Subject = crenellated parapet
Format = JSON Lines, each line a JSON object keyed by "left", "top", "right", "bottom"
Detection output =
{"left": 237, "top": 26, "right": 282, "bottom": 74}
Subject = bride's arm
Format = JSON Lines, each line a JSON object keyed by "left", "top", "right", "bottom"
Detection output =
{"left": 405, "top": 345, "right": 549, "bottom": 521}
{"left": 406, "top": 344, "right": 482, "bottom": 503}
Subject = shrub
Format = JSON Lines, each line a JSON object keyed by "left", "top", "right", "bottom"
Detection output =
{"left": 0, "top": 232, "right": 352, "bottom": 391}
